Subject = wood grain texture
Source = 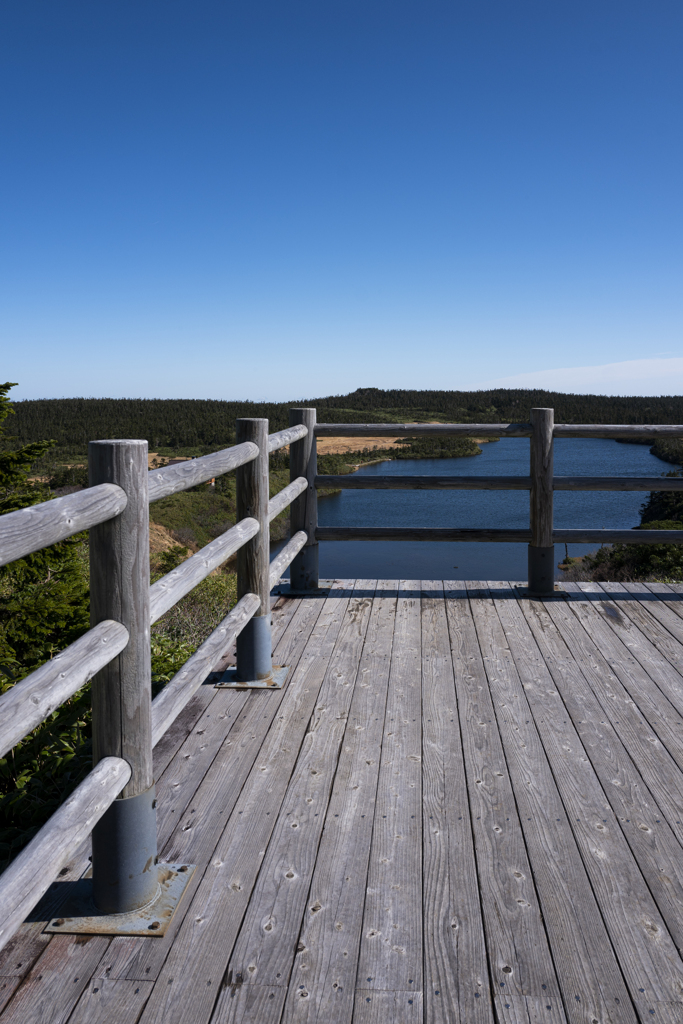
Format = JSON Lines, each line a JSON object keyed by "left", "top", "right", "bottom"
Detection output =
{"left": 486, "top": 583, "right": 664, "bottom": 1021}
{"left": 148, "top": 442, "right": 258, "bottom": 502}
{"left": 149, "top": 519, "right": 259, "bottom": 624}
{"left": 215, "top": 582, "right": 377, "bottom": 1023}
{"left": 270, "top": 532, "right": 307, "bottom": 590}
{"left": 0, "top": 758, "right": 130, "bottom": 958}
{"left": 316, "top": 528, "right": 533, "bottom": 542}
{"left": 0, "top": 484, "right": 127, "bottom": 569}
{"left": 515, "top": 589, "right": 683, "bottom": 960}
{"left": 135, "top": 585, "right": 356, "bottom": 1024}
{"left": 68, "top": 979, "right": 154, "bottom": 1024}
{"left": 268, "top": 424, "right": 308, "bottom": 453}
{"left": 0, "top": 621, "right": 128, "bottom": 758}
{"left": 150, "top": 593, "right": 260, "bottom": 745}
{"left": 443, "top": 583, "right": 565, "bottom": 1024}
{"left": 355, "top": 581, "right": 423, "bottom": 1016}
{"left": 529, "top": 408, "right": 553, "bottom": 548}
{"left": 565, "top": 584, "right": 683, "bottom": 725}
{"left": 89, "top": 439, "right": 153, "bottom": 799}
{"left": 314, "top": 423, "right": 532, "bottom": 437}
{"left": 554, "top": 476, "right": 683, "bottom": 491}
{"left": 420, "top": 583, "right": 492, "bottom": 1024}
{"left": 281, "top": 581, "right": 398, "bottom": 1024}
{"left": 236, "top": 421, "right": 270, "bottom": 618}
{"left": 0, "top": 935, "right": 110, "bottom": 1024}
{"left": 268, "top": 478, "right": 307, "bottom": 523}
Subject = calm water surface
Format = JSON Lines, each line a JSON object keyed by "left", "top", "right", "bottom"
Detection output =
{"left": 282, "top": 438, "right": 673, "bottom": 582}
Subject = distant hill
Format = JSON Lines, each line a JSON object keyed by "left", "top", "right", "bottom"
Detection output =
{"left": 10, "top": 388, "right": 683, "bottom": 451}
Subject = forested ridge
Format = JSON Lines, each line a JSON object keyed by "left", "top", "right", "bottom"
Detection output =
{"left": 10, "top": 387, "right": 683, "bottom": 451}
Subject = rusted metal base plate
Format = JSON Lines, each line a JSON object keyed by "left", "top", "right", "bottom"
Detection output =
{"left": 44, "top": 863, "right": 196, "bottom": 937}
{"left": 215, "top": 665, "right": 289, "bottom": 689}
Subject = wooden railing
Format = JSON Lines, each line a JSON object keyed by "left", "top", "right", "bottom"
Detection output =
{"left": 312, "top": 407, "right": 683, "bottom": 593}
{"left": 0, "top": 413, "right": 311, "bottom": 951}
{"left": 0, "top": 405, "right": 682, "bottom": 951}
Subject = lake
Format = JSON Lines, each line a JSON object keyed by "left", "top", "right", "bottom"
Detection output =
{"left": 279, "top": 437, "right": 674, "bottom": 582}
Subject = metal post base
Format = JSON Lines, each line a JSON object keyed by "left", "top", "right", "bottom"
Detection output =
{"left": 236, "top": 613, "right": 272, "bottom": 681}
{"left": 526, "top": 544, "right": 562, "bottom": 596}
{"left": 289, "top": 543, "right": 319, "bottom": 591}
{"left": 91, "top": 783, "right": 158, "bottom": 914}
{"left": 216, "top": 665, "right": 290, "bottom": 689}
{"left": 44, "top": 862, "right": 196, "bottom": 936}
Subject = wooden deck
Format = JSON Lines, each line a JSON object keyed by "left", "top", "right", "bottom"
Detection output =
{"left": 3, "top": 580, "right": 683, "bottom": 1024}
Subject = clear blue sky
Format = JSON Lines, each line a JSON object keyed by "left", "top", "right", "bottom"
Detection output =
{"left": 2, "top": 1, "right": 682, "bottom": 400}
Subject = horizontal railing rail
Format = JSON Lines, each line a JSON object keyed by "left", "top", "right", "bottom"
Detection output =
{"left": 0, "top": 483, "right": 127, "bottom": 567}
{"left": 0, "top": 620, "right": 129, "bottom": 759}
{"left": 315, "top": 474, "right": 683, "bottom": 492}
{"left": 314, "top": 421, "right": 683, "bottom": 439}
{"left": 0, "top": 756, "right": 131, "bottom": 953}
{"left": 148, "top": 440, "right": 259, "bottom": 501}
{"left": 268, "top": 423, "right": 308, "bottom": 452}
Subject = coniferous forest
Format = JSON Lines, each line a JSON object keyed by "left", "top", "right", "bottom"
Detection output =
{"left": 10, "top": 387, "right": 683, "bottom": 454}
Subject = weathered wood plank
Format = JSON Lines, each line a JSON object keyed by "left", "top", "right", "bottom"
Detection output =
{"left": 420, "top": 584, "right": 492, "bottom": 1024}
{"left": 0, "top": 621, "right": 128, "bottom": 759}
{"left": 280, "top": 581, "right": 398, "bottom": 1024}
{"left": 642, "top": 582, "right": 683, "bottom": 622}
{"left": 474, "top": 583, "right": 637, "bottom": 1023}
{"left": 524, "top": 590, "right": 683, "bottom": 854}
{"left": 599, "top": 581, "right": 683, "bottom": 671}
{"left": 563, "top": 584, "right": 683, "bottom": 738}
{"left": 487, "top": 583, "right": 683, "bottom": 1019}
{"left": 214, "top": 582, "right": 377, "bottom": 1023}
{"left": 0, "top": 484, "right": 126, "bottom": 568}
{"left": 0, "top": 935, "right": 110, "bottom": 1024}
{"left": 443, "top": 583, "right": 566, "bottom": 1024}
{"left": 67, "top": 979, "right": 154, "bottom": 1024}
{"left": 134, "top": 585, "right": 356, "bottom": 1024}
{"left": 148, "top": 442, "right": 258, "bottom": 502}
{"left": 515, "top": 589, "right": 683, "bottom": 959}
{"left": 0, "top": 979, "right": 20, "bottom": 1015}
{"left": 354, "top": 581, "right": 423, "bottom": 1021}
{"left": 0, "top": 758, "right": 131, "bottom": 957}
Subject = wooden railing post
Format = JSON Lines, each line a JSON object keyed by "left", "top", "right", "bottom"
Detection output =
{"left": 88, "top": 440, "right": 158, "bottom": 913}
{"left": 289, "top": 408, "right": 319, "bottom": 590}
{"left": 528, "top": 408, "right": 555, "bottom": 594}
{"left": 235, "top": 419, "right": 272, "bottom": 681}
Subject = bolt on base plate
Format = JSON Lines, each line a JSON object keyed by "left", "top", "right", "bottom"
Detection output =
{"left": 215, "top": 665, "right": 289, "bottom": 689}
{"left": 44, "top": 863, "right": 196, "bottom": 937}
